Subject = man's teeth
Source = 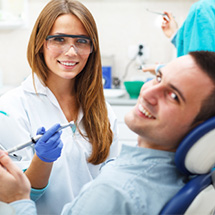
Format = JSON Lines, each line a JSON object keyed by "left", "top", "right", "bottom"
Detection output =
{"left": 61, "top": 62, "right": 76, "bottom": 66}
{"left": 138, "top": 104, "right": 154, "bottom": 118}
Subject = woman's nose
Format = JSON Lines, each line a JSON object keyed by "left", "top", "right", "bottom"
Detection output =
{"left": 65, "top": 45, "right": 78, "bottom": 56}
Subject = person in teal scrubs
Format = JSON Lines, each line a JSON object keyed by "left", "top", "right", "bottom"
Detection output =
{"left": 162, "top": 0, "right": 215, "bottom": 57}
{"left": 143, "top": 0, "right": 215, "bottom": 74}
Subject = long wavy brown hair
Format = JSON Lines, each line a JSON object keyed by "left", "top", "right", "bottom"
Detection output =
{"left": 27, "top": 0, "right": 113, "bottom": 164}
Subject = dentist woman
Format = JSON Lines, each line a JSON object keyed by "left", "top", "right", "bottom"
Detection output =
{"left": 0, "top": 0, "right": 119, "bottom": 214}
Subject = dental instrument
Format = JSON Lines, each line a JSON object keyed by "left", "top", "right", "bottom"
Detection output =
{"left": 146, "top": 8, "right": 170, "bottom": 21}
{"left": 6, "top": 121, "right": 74, "bottom": 154}
{"left": 0, "top": 143, "right": 22, "bottom": 160}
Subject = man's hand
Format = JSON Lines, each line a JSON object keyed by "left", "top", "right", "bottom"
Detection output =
{"left": 0, "top": 150, "right": 31, "bottom": 203}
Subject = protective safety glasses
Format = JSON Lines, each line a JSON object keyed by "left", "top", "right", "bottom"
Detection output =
{"left": 45, "top": 34, "right": 93, "bottom": 55}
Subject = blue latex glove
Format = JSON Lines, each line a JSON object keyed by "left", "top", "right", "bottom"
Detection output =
{"left": 35, "top": 124, "right": 63, "bottom": 162}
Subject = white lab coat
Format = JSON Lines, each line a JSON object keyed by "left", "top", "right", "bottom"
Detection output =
{"left": 0, "top": 74, "right": 120, "bottom": 215}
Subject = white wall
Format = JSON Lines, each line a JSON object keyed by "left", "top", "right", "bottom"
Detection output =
{"left": 0, "top": 0, "right": 196, "bottom": 86}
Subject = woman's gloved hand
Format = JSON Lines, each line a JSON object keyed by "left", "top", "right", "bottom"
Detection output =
{"left": 35, "top": 124, "right": 63, "bottom": 162}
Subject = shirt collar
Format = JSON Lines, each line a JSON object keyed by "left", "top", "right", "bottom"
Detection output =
{"left": 118, "top": 144, "right": 175, "bottom": 165}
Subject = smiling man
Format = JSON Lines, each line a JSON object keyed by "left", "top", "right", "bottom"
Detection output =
{"left": 0, "top": 51, "right": 215, "bottom": 215}
{"left": 126, "top": 52, "right": 215, "bottom": 152}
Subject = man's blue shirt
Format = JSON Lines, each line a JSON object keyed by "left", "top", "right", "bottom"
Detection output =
{"left": 62, "top": 144, "right": 188, "bottom": 215}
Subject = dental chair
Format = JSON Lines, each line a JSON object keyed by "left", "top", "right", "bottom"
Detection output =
{"left": 160, "top": 116, "right": 215, "bottom": 215}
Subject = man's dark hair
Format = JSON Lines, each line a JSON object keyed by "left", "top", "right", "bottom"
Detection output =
{"left": 189, "top": 51, "right": 215, "bottom": 125}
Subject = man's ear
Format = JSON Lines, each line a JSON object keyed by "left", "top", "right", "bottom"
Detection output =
{"left": 190, "top": 120, "right": 204, "bottom": 131}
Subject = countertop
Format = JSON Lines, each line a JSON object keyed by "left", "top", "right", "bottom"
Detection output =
{"left": 105, "top": 93, "right": 138, "bottom": 106}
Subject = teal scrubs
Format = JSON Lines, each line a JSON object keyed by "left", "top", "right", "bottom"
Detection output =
{"left": 176, "top": 0, "right": 215, "bottom": 57}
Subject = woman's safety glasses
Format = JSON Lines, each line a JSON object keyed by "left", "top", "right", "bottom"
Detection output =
{"left": 45, "top": 34, "right": 93, "bottom": 56}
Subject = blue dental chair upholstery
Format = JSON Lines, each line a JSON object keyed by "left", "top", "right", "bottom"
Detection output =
{"left": 160, "top": 117, "right": 215, "bottom": 215}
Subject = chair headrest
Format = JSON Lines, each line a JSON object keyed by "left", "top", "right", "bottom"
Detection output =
{"left": 175, "top": 116, "right": 215, "bottom": 175}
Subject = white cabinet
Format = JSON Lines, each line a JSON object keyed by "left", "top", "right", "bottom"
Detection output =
{"left": 111, "top": 104, "right": 138, "bottom": 147}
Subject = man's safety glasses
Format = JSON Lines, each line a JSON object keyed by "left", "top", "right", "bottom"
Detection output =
{"left": 45, "top": 34, "right": 93, "bottom": 56}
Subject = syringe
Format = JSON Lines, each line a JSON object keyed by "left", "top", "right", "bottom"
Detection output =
{"left": 6, "top": 121, "right": 74, "bottom": 154}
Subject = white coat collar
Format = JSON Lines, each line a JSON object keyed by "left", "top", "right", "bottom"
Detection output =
{"left": 21, "top": 74, "right": 47, "bottom": 95}
{"left": 21, "top": 73, "right": 84, "bottom": 126}
{"left": 21, "top": 74, "right": 60, "bottom": 108}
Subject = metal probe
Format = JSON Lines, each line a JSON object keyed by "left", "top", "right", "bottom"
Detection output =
{"left": 6, "top": 121, "right": 74, "bottom": 154}
{"left": 146, "top": 8, "right": 170, "bottom": 21}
